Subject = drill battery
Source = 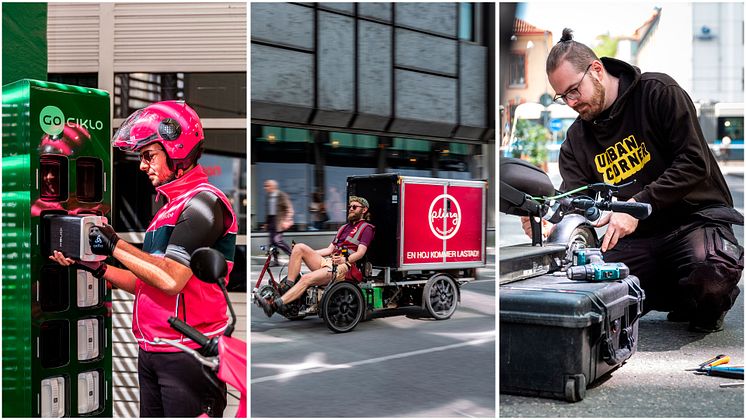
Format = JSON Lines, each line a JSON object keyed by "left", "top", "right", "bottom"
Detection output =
{"left": 572, "top": 248, "right": 604, "bottom": 265}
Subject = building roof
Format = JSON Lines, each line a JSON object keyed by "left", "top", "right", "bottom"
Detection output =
{"left": 513, "top": 18, "right": 549, "bottom": 36}
{"left": 632, "top": 7, "right": 662, "bottom": 41}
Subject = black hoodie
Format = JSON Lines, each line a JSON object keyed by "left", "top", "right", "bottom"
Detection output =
{"left": 559, "top": 57, "right": 734, "bottom": 235}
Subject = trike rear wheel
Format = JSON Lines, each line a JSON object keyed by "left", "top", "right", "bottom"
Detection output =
{"left": 423, "top": 274, "right": 458, "bottom": 320}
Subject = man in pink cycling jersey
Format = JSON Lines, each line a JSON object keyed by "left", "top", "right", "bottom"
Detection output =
{"left": 50, "top": 101, "right": 237, "bottom": 417}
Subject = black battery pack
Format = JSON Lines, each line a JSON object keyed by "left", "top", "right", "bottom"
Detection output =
{"left": 42, "top": 214, "right": 106, "bottom": 262}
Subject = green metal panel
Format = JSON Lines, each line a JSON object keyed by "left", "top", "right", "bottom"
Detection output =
{"left": 2, "top": 3, "right": 48, "bottom": 84}
{"left": 2, "top": 79, "right": 113, "bottom": 417}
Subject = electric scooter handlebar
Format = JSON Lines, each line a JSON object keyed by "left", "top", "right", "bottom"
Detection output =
{"left": 168, "top": 317, "right": 210, "bottom": 347}
{"left": 570, "top": 198, "right": 652, "bottom": 220}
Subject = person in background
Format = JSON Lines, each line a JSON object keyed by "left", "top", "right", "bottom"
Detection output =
{"left": 264, "top": 179, "right": 293, "bottom": 266}
{"left": 309, "top": 191, "right": 327, "bottom": 231}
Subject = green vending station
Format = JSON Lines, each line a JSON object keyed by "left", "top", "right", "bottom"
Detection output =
{"left": 2, "top": 80, "right": 113, "bottom": 417}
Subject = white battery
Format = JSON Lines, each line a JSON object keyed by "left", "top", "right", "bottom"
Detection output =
{"left": 76, "top": 270, "right": 99, "bottom": 308}
{"left": 41, "top": 376, "right": 65, "bottom": 418}
{"left": 77, "top": 318, "right": 99, "bottom": 361}
{"left": 77, "top": 371, "right": 100, "bottom": 414}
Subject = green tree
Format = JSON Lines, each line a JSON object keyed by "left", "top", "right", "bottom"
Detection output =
{"left": 510, "top": 119, "right": 549, "bottom": 167}
{"left": 593, "top": 33, "right": 619, "bottom": 58}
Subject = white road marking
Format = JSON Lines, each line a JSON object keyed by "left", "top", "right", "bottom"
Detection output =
{"left": 252, "top": 336, "right": 495, "bottom": 384}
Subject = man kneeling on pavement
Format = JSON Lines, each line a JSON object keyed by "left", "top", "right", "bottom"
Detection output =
{"left": 257, "top": 196, "right": 375, "bottom": 317}
{"left": 523, "top": 28, "right": 744, "bottom": 333}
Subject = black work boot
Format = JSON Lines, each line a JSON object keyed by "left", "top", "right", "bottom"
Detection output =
{"left": 256, "top": 294, "right": 276, "bottom": 317}
{"left": 689, "top": 311, "right": 727, "bottom": 333}
{"left": 274, "top": 297, "right": 286, "bottom": 315}
{"left": 666, "top": 310, "right": 691, "bottom": 323}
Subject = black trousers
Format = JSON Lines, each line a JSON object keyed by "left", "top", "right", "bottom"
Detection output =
{"left": 267, "top": 215, "right": 292, "bottom": 255}
{"left": 138, "top": 349, "right": 227, "bottom": 417}
{"left": 603, "top": 208, "right": 743, "bottom": 318}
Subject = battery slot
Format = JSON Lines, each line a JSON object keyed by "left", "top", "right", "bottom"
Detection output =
{"left": 41, "top": 376, "right": 67, "bottom": 418}
{"left": 40, "top": 320, "right": 70, "bottom": 368}
{"left": 77, "top": 370, "right": 102, "bottom": 415}
{"left": 40, "top": 265, "right": 70, "bottom": 312}
{"left": 77, "top": 317, "right": 102, "bottom": 361}
{"left": 40, "top": 155, "right": 69, "bottom": 202}
{"left": 76, "top": 270, "right": 102, "bottom": 308}
{"left": 76, "top": 158, "right": 103, "bottom": 203}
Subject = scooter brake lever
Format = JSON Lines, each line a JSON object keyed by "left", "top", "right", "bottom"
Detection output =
{"left": 587, "top": 183, "right": 620, "bottom": 193}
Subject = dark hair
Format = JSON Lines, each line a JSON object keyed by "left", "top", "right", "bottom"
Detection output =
{"left": 546, "top": 28, "right": 599, "bottom": 74}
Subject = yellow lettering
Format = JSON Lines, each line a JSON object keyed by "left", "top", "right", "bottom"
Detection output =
{"left": 624, "top": 135, "right": 638, "bottom": 150}
{"left": 594, "top": 136, "right": 652, "bottom": 184}
{"left": 616, "top": 142, "right": 628, "bottom": 158}
{"left": 606, "top": 146, "right": 618, "bottom": 161}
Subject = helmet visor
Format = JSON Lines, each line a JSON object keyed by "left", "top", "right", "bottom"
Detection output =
{"left": 112, "top": 109, "right": 160, "bottom": 152}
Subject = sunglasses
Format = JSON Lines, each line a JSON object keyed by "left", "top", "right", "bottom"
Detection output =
{"left": 139, "top": 149, "right": 163, "bottom": 163}
{"left": 348, "top": 205, "right": 362, "bottom": 210}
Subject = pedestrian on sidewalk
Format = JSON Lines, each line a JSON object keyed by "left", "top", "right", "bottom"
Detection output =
{"left": 264, "top": 179, "right": 293, "bottom": 265}
{"left": 309, "top": 191, "right": 328, "bottom": 231}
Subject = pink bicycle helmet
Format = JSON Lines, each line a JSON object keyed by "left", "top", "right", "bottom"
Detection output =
{"left": 113, "top": 100, "right": 204, "bottom": 170}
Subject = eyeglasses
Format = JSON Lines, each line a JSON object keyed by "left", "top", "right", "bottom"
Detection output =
{"left": 348, "top": 205, "right": 362, "bottom": 210}
{"left": 553, "top": 63, "right": 592, "bottom": 105}
{"left": 139, "top": 149, "right": 163, "bottom": 164}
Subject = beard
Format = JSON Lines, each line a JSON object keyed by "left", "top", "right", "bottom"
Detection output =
{"left": 575, "top": 76, "right": 606, "bottom": 121}
{"left": 347, "top": 212, "right": 362, "bottom": 223}
{"left": 150, "top": 170, "right": 177, "bottom": 187}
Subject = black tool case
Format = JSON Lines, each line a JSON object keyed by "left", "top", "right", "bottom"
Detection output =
{"left": 499, "top": 244, "right": 567, "bottom": 284}
{"left": 499, "top": 274, "right": 645, "bottom": 402}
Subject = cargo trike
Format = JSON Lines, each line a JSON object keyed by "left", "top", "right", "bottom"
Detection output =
{"left": 253, "top": 173, "right": 487, "bottom": 333}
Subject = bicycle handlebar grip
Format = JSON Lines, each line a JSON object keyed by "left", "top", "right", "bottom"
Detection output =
{"left": 168, "top": 317, "right": 209, "bottom": 347}
{"left": 570, "top": 198, "right": 595, "bottom": 209}
{"left": 607, "top": 201, "right": 652, "bottom": 220}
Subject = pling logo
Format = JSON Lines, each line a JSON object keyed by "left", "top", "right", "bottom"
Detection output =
{"left": 428, "top": 194, "right": 462, "bottom": 240}
{"left": 40, "top": 105, "right": 65, "bottom": 136}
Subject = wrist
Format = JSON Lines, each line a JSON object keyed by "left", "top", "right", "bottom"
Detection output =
{"left": 110, "top": 237, "right": 120, "bottom": 254}
{"left": 92, "top": 262, "right": 108, "bottom": 279}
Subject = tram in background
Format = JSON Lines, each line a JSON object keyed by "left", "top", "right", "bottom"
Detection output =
{"left": 711, "top": 102, "right": 744, "bottom": 161}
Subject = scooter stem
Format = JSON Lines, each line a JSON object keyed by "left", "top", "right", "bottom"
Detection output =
{"left": 153, "top": 337, "right": 219, "bottom": 369}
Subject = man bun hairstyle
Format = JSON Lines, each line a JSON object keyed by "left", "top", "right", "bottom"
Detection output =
{"left": 546, "top": 28, "right": 600, "bottom": 74}
{"left": 559, "top": 27, "right": 574, "bottom": 43}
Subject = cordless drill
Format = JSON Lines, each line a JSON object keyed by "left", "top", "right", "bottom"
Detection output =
{"left": 567, "top": 262, "right": 630, "bottom": 281}
{"left": 572, "top": 248, "right": 604, "bottom": 265}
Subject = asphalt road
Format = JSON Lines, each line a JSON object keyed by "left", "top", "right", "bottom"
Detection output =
{"left": 250, "top": 262, "right": 496, "bottom": 417}
{"left": 499, "top": 172, "right": 744, "bottom": 417}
